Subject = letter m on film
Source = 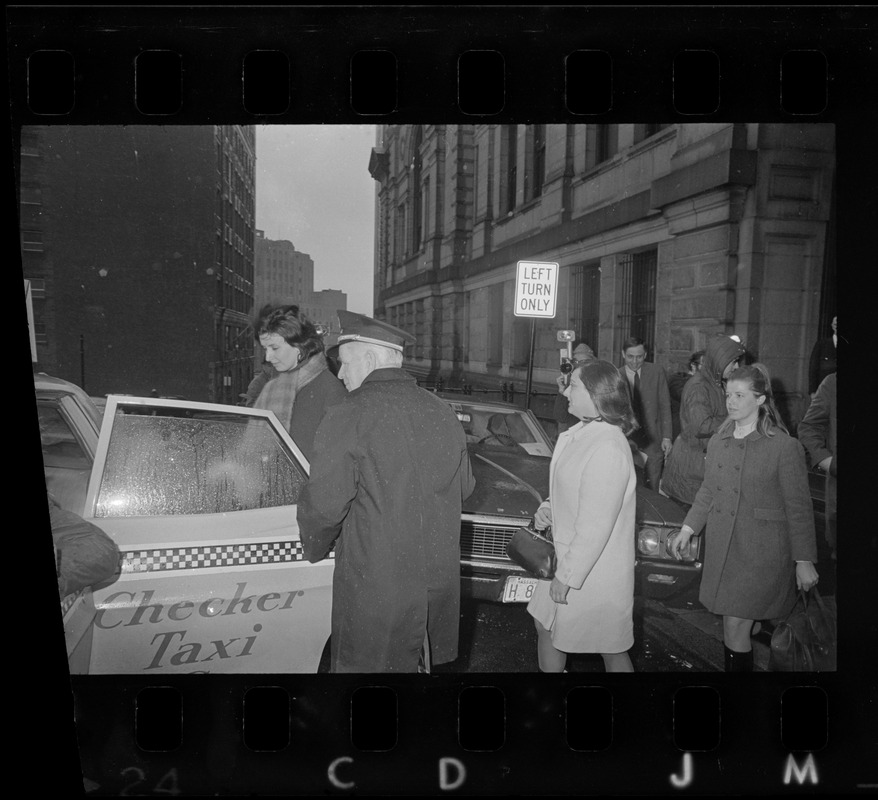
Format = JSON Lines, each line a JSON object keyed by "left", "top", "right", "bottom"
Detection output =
{"left": 784, "top": 753, "right": 819, "bottom": 785}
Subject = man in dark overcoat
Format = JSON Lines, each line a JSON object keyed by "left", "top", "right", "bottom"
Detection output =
{"left": 798, "top": 371, "right": 837, "bottom": 559}
{"left": 297, "top": 311, "right": 475, "bottom": 672}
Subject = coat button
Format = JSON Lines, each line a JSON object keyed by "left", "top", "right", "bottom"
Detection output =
{"left": 731, "top": 510, "right": 736, "bottom": 516}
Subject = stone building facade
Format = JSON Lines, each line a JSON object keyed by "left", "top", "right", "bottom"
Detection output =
{"left": 369, "top": 123, "right": 835, "bottom": 428}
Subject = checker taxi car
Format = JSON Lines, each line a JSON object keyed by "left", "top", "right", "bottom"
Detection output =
{"left": 38, "top": 372, "right": 332, "bottom": 674}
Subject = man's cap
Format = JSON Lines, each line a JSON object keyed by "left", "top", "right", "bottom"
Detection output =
{"left": 333, "top": 310, "right": 416, "bottom": 353}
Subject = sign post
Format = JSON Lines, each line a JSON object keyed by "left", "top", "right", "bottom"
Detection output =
{"left": 514, "top": 261, "right": 559, "bottom": 409}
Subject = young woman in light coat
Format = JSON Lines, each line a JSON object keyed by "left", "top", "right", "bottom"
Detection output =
{"left": 528, "top": 360, "right": 638, "bottom": 673}
{"left": 669, "top": 364, "right": 819, "bottom": 671}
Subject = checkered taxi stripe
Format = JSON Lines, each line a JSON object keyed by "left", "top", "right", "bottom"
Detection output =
{"left": 120, "top": 541, "right": 334, "bottom": 574}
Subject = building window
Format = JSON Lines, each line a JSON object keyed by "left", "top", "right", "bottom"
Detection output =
{"left": 20, "top": 187, "right": 42, "bottom": 205}
{"left": 500, "top": 125, "right": 518, "bottom": 216}
{"left": 525, "top": 124, "right": 546, "bottom": 201}
{"left": 633, "top": 123, "right": 671, "bottom": 145}
{"left": 22, "top": 230, "right": 44, "bottom": 252}
{"left": 487, "top": 282, "right": 505, "bottom": 365}
{"left": 511, "top": 316, "right": 532, "bottom": 367}
{"left": 583, "top": 124, "right": 618, "bottom": 171}
{"left": 411, "top": 126, "right": 423, "bottom": 252}
{"left": 571, "top": 262, "right": 601, "bottom": 353}
{"left": 422, "top": 176, "right": 431, "bottom": 245}
{"left": 394, "top": 202, "right": 406, "bottom": 264}
{"left": 618, "top": 249, "right": 658, "bottom": 356}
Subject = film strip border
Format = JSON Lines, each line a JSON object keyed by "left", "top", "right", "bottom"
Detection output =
{"left": 7, "top": 6, "right": 876, "bottom": 124}
{"left": 119, "top": 541, "right": 334, "bottom": 573}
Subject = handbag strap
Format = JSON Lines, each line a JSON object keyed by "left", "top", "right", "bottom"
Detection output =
{"left": 526, "top": 520, "right": 553, "bottom": 543}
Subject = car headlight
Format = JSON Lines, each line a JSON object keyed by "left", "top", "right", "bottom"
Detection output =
{"left": 637, "top": 527, "right": 661, "bottom": 556}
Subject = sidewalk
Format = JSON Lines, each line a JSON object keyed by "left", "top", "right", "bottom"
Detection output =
{"left": 665, "top": 590, "right": 837, "bottom": 673}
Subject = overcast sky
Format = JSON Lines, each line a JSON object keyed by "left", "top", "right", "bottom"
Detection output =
{"left": 255, "top": 124, "right": 377, "bottom": 315}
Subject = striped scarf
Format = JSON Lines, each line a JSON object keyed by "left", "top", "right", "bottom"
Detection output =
{"left": 253, "top": 352, "right": 328, "bottom": 430}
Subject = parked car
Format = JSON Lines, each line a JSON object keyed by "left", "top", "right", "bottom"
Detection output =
{"left": 36, "top": 372, "right": 333, "bottom": 674}
{"left": 440, "top": 395, "right": 700, "bottom": 603}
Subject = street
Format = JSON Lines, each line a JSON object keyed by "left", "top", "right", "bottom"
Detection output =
{"left": 436, "top": 509, "right": 834, "bottom": 674}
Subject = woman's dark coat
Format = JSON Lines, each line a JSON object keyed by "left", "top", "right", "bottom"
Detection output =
{"left": 683, "top": 427, "right": 817, "bottom": 620}
{"left": 286, "top": 369, "right": 347, "bottom": 463}
{"left": 297, "top": 368, "right": 475, "bottom": 673}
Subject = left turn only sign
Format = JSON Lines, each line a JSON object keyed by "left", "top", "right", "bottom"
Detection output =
{"left": 514, "top": 260, "right": 559, "bottom": 318}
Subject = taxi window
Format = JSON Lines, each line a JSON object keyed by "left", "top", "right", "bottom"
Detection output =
{"left": 93, "top": 409, "right": 307, "bottom": 517}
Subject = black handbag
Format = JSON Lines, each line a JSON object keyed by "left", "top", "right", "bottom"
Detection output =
{"left": 768, "top": 587, "right": 837, "bottom": 672}
{"left": 506, "top": 521, "right": 556, "bottom": 580}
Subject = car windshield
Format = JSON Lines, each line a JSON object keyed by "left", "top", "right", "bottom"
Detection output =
{"left": 445, "top": 402, "right": 551, "bottom": 457}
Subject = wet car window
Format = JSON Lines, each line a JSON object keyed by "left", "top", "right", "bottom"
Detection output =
{"left": 39, "top": 404, "right": 89, "bottom": 469}
{"left": 94, "top": 408, "right": 307, "bottom": 517}
{"left": 39, "top": 402, "right": 92, "bottom": 513}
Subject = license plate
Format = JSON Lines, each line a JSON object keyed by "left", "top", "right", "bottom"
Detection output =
{"left": 502, "top": 575, "right": 538, "bottom": 603}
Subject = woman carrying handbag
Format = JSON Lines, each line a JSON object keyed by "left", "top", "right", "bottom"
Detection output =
{"left": 528, "top": 360, "right": 639, "bottom": 673}
{"left": 669, "top": 364, "right": 819, "bottom": 672}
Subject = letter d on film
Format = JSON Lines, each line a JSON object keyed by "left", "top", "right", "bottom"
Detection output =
{"left": 439, "top": 757, "right": 466, "bottom": 791}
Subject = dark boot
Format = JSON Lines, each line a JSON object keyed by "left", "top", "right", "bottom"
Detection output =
{"left": 724, "top": 646, "right": 753, "bottom": 672}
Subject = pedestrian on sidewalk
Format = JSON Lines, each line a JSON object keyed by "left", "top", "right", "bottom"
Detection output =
{"left": 553, "top": 341, "right": 596, "bottom": 436}
{"left": 661, "top": 334, "right": 746, "bottom": 507}
{"left": 797, "top": 371, "right": 837, "bottom": 560}
{"left": 668, "top": 363, "right": 819, "bottom": 672}
{"left": 528, "top": 360, "right": 638, "bottom": 673}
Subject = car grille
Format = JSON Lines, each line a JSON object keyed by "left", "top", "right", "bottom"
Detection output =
{"left": 460, "top": 517, "right": 522, "bottom": 560}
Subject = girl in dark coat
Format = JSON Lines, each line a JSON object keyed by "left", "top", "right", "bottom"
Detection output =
{"left": 669, "top": 364, "right": 819, "bottom": 671}
{"left": 661, "top": 334, "right": 746, "bottom": 506}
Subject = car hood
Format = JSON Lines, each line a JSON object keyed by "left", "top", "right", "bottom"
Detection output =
{"left": 463, "top": 443, "right": 687, "bottom": 529}
{"left": 464, "top": 445, "right": 550, "bottom": 518}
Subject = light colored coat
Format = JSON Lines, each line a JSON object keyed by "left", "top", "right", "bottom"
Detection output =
{"left": 683, "top": 426, "right": 817, "bottom": 620}
{"left": 527, "top": 420, "right": 636, "bottom": 653}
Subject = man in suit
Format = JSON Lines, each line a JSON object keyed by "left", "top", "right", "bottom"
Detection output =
{"left": 621, "top": 336, "right": 673, "bottom": 491}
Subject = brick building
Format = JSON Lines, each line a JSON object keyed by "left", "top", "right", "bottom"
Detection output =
{"left": 19, "top": 124, "right": 256, "bottom": 404}
{"left": 369, "top": 123, "right": 836, "bottom": 429}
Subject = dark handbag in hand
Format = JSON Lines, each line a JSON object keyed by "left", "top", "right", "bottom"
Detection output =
{"left": 769, "top": 587, "right": 837, "bottom": 672}
{"left": 506, "top": 521, "right": 556, "bottom": 580}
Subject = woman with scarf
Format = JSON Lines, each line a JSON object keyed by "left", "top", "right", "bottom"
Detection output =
{"left": 528, "top": 360, "right": 638, "bottom": 673}
{"left": 661, "top": 334, "right": 746, "bottom": 507}
{"left": 254, "top": 306, "right": 347, "bottom": 462}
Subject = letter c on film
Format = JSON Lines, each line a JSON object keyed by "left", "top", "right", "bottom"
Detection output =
{"left": 328, "top": 757, "right": 354, "bottom": 790}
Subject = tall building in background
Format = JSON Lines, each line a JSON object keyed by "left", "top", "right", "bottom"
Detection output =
{"left": 19, "top": 124, "right": 257, "bottom": 403}
{"left": 369, "top": 123, "right": 836, "bottom": 429}
{"left": 253, "top": 230, "right": 347, "bottom": 334}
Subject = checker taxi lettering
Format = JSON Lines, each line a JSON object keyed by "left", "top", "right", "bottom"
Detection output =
{"left": 95, "top": 582, "right": 306, "bottom": 669}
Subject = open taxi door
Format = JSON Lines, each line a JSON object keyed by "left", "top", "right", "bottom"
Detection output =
{"left": 80, "top": 396, "right": 333, "bottom": 674}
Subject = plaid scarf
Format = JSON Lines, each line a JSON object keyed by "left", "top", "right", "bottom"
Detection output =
{"left": 253, "top": 352, "right": 329, "bottom": 430}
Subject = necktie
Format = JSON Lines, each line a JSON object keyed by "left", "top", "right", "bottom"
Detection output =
{"left": 632, "top": 371, "right": 644, "bottom": 422}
